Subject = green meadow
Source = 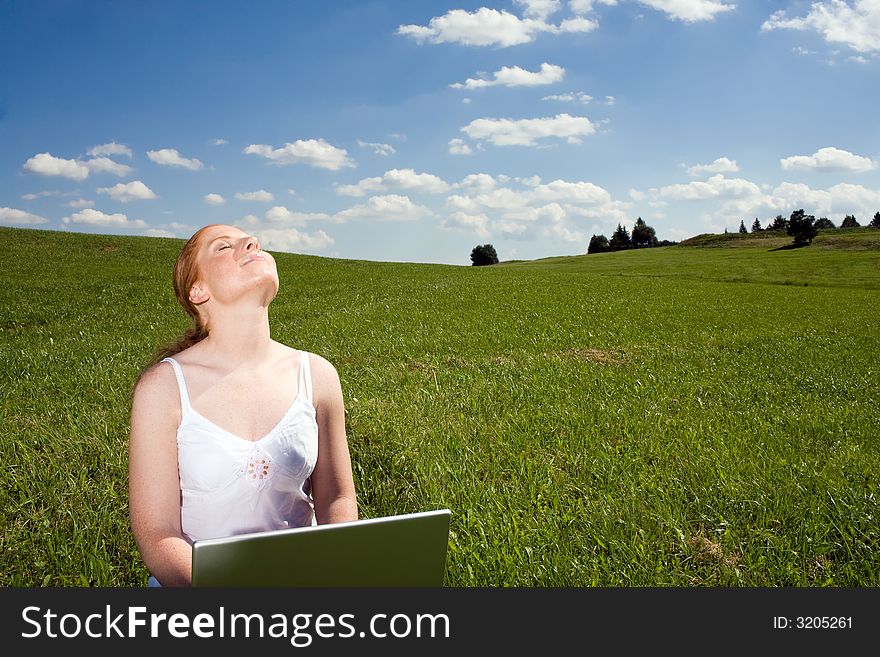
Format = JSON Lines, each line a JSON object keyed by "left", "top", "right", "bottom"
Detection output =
{"left": 1, "top": 225, "right": 878, "bottom": 587}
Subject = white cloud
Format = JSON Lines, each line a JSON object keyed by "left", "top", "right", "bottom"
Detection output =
{"left": 461, "top": 113, "right": 596, "bottom": 147}
{"left": 826, "top": 182, "right": 880, "bottom": 213}
{"left": 532, "top": 179, "right": 612, "bottom": 204}
{"left": 147, "top": 148, "right": 204, "bottom": 170}
{"left": 21, "top": 190, "right": 60, "bottom": 200}
{"left": 516, "top": 0, "right": 562, "bottom": 21}
{"left": 516, "top": 174, "right": 541, "bottom": 186}
{"left": 397, "top": 7, "right": 595, "bottom": 48}
{"left": 210, "top": 138, "right": 228, "bottom": 146}
{"left": 204, "top": 193, "right": 226, "bottom": 205}
{"left": 235, "top": 190, "right": 275, "bottom": 202}
{"left": 23, "top": 153, "right": 90, "bottom": 181}
{"left": 542, "top": 91, "right": 593, "bottom": 103}
{"left": 357, "top": 139, "right": 396, "bottom": 156}
{"left": 335, "top": 194, "right": 434, "bottom": 222}
{"left": 62, "top": 208, "right": 146, "bottom": 228}
{"left": 570, "top": 0, "right": 619, "bottom": 13}
{"left": 442, "top": 174, "right": 630, "bottom": 241}
{"left": 544, "top": 219, "right": 585, "bottom": 242}
{"left": 84, "top": 157, "right": 134, "bottom": 177}
{"left": 440, "top": 211, "right": 492, "bottom": 237}
{"left": 657, "top": 174, "right": 761, "bottom": 200}
{"left": 451, "top": 63, "right": 565, "bottom": 89}
{"left": 762, "top": 1, "right": 880, "bottom": 54}
{"left": 765, "top": 182, "right": 834, "bottom": 216}
{"left": 237, "top": 216, "right": 335, "bottom": 252}
{"left": 244, "top": 139, "right": 354, "bottom": 170}
{"left": 780, "top": 146, "right": 876, "bottom": 173}
{"left": 639, "top": 0, "right": 735, "bottom": 22}
{"left": 264, "top": 205, "right": 334, "bottom": 226}
{"left": 629, "top": 188, "right": 646, "bottom": 201}
{"left": 848, "top": 54, "right": 870, "bottom": 63}
{"left": 66, "top": 198, "right": 94, "bottom": 209}
{"left": 254, "top": 227, "right": 335, "bottom": 253}
{"left": 559, "top": 16, "right": 599, "bottom": 31}
{"left": 144, "top": 228, "right": 176, "bottom": 238}
{"left": 454, "top": 173, "right": 499, "bottom": 195}
{"left": 687, "top": 156, "right": 739, "bottom": 176}
{"left": 88, "top": 142, "right": 132, "bottom": 158}
{"left": 336, "top": 169, "right": 450, "bottom": 197}
{"left": 0, "top": 207, "right": 49, "bottom": 225}
{"left": 605, "top": 95, "right": 616, "bottom": 105}
{"left": 448, "top": 138, "right": 474, "bottom": 155}
{"left": 495, "top": 219, "right": 531, "bottom": 237}
{"left": 97, "top": 180, "right": 158, "bottom": 202}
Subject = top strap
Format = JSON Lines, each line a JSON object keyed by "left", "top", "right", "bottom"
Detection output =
{"left": 298, "top": 350, "right": 313, "bottom": 403}
{"left": 160, "top": 357, "right": 192, "bottom": 415}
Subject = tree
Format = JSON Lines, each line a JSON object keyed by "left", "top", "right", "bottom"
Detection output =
{"left": 470, "top": 243, "right": 498, "bottom": 266}
{"left": 769, "top": 214, "right": 788, "bottom": 231}
{"left": 587, "top": 234, "right": 610, "bottom": 254}
{"left": 608, "top": 223, "right": 631, "bottom": 251}
{"left": 841, "top": 214, "right": 860, "bottom": 228}
{"left": 814, "top": 216, "right": 835, "bottom": 229}
{"left": 739, "top": 220, "right": 747, "bottom": 234}
{"left": 871, "top": 212, "right": 880, "bottom": 228}
{"left": 631, "top": 217, "right": 658, "bottom": 248}
{"left": 787, "top": 209, "right": 818, "bottom": 246}
{"left": 752, "top": 218, "right": 762, "bottom": 232}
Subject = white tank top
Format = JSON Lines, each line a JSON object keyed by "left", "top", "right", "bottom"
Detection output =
{"left": 160, "top": 351, "right": 318, "bottom": 543}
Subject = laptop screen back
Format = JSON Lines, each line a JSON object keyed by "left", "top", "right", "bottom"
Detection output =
{"left": 191, "top": 509, "right": 452, "bottom": 587}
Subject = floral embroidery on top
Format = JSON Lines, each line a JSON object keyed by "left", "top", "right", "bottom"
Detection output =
{"left": 240, "top": 444, "right": 274, "bottom": 490}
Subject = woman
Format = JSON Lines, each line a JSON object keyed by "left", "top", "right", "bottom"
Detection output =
{"left": 128, "top": 224, "right": 358, "bottom": 586}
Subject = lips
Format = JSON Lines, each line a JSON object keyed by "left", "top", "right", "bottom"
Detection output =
{"left": 242, "top": 255, "right": 265, "bottom": 266}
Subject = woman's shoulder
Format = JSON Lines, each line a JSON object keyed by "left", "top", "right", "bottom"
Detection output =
{"left": 272, "top": 341, "right": 336, "bottom": 374}
{"left": 131, "top": 358, "right": 180, "bottom": 410}
{"left": 300, "top": 350, "right": 338, "bottom": 378}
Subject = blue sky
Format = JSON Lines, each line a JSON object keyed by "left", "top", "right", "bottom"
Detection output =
{"left": 2, "top": 1, "right": 878, "bottom": 265}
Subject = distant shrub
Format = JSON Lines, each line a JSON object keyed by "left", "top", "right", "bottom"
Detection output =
{"left": 470, "top": 243, "right": 499, "bottom": 266}
{"left": 841, "top": 214, "right": 860, "bottom": 228}
{"left": 609, "top": 223, "right": 631, "bottom": 251}
{"left": 768, "top": 214, "right": 788, "bottom": 231}
{"left": 631, "top": 217, "right": 658, "bottom": 248}
{"left": 588, "top": 234, "right": 610, "bottom": 254}
{"left": 814, "top": 217, "right": 835, "bottom": 229}
{"left": 872, "top": 212, "right": 880, "bottom": 229}
{"left": 788, "top": 209, "right": 818, "bottom": 246}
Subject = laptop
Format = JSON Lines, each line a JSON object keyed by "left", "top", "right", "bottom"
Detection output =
{"left": 191, "top": 509, "right": 452, "bottom": 587}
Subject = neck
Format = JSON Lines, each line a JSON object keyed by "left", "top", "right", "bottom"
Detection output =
{"left": 198, "top": 303, "right": 274, "bottom": 371}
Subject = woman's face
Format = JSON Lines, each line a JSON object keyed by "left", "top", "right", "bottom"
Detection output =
{"left": 192, "top": 225, "right": 279, "bottom": 307}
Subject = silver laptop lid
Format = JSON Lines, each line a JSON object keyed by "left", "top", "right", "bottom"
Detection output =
{"left": 191, "top": 509, "right": 452, "bottom": 587}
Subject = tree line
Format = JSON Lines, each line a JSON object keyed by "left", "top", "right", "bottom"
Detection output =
{"left": 742, "top": 210, "right": 880, "bottom": 246}
{"left": 472, "top": 210, "right": 880, "bottom": 265}
{"left": 587, "top": 218, "right": 677, "bottom": 254}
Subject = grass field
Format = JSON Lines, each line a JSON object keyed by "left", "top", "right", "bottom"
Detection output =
{"left": 1, "top": 225, "right": 878, "bottom": 586}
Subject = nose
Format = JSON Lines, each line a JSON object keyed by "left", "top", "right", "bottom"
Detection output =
{"left": 244, "top": 235, "right": 261, "bottom": 252}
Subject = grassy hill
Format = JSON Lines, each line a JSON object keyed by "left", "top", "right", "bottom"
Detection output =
{"left": 509, "top": 227, "right": 880, "bottom": 289}
{"left": 1, "top": 225, "right": 878, "bottom": 586}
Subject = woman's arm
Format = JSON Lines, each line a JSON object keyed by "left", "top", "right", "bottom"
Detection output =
{"left": 309, "top": 353, "right": 359, "bottom": 524}
{"left": 128, "top": 362, "right": 193, "bottom": 586}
